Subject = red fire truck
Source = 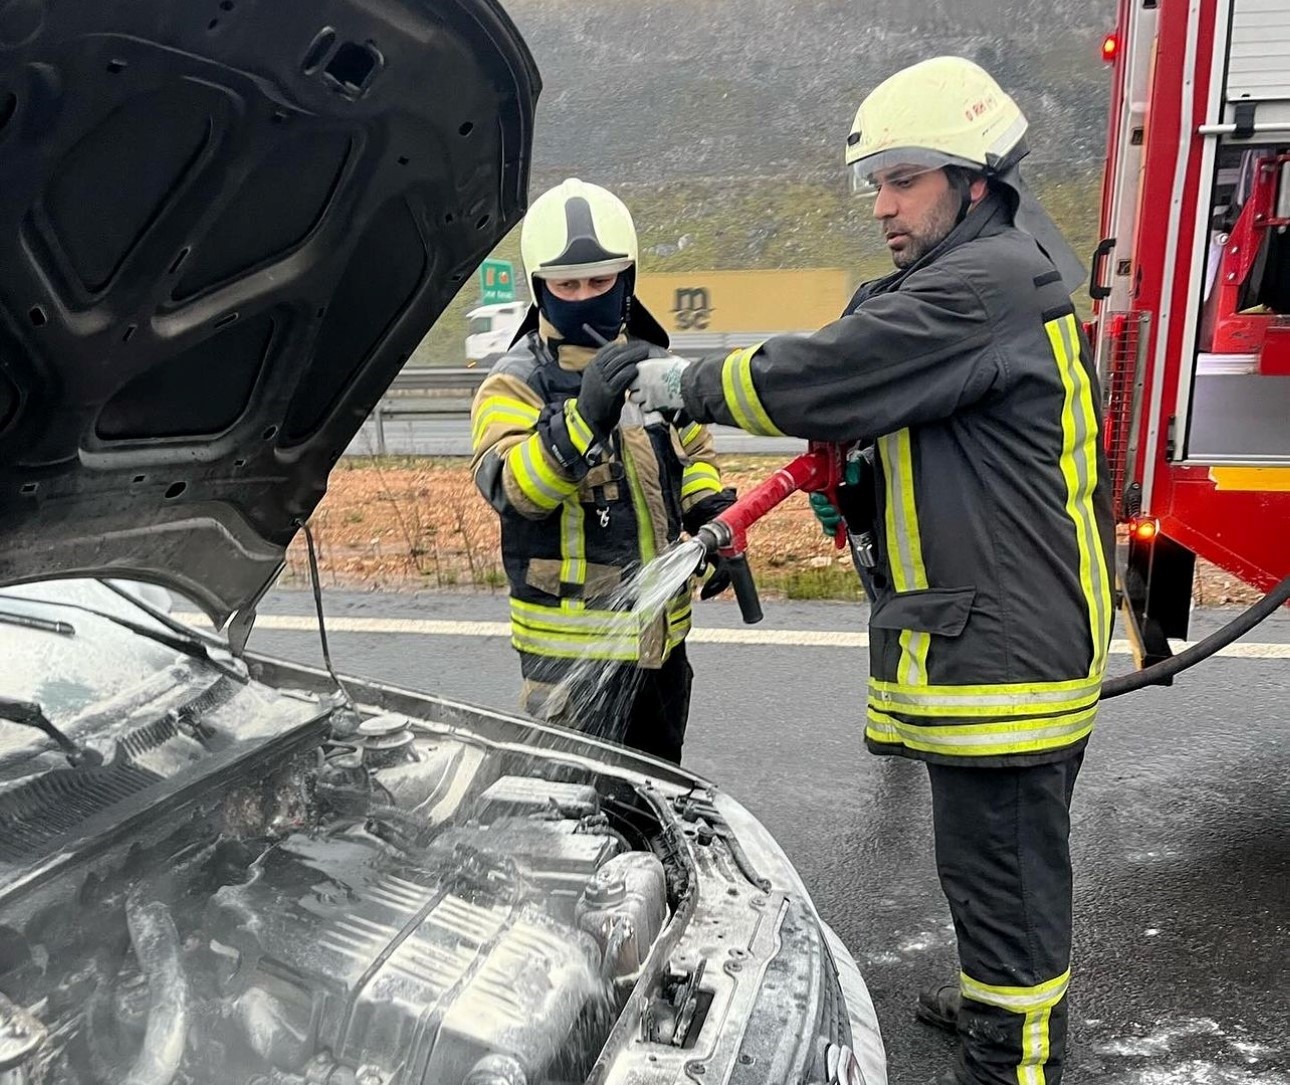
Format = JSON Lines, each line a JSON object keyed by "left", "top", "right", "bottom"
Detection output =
{"left": 1091, "top": 0, "right": 1290, "bottom": 666}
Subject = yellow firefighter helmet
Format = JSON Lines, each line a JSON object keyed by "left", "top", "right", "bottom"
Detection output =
{"left": 520, "top": 178, "right": 639, "bottom": 295}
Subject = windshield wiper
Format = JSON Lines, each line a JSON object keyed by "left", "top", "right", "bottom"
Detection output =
{"left": 0, "top": 697, "right": 100, "bottom": 767}
{"left": 0, "top": 609, "right": 75, "bottom": 636}
{"left": 0, "top": 590, "right": 245, "bottom": 684}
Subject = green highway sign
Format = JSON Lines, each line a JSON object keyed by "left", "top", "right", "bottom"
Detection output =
{"left": 479, "top": 259, "right": 516, "bottom": 304}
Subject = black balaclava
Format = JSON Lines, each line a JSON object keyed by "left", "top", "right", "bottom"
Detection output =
{"left": 538, "top": 270, "right": 632, "bottom": 348}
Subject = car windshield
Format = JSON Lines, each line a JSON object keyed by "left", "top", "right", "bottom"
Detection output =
{"left": 468, "top": 316, "right": 493, "bottom": 335}
{"left": 0, "top": 579, "right": 214, "bottom": 745}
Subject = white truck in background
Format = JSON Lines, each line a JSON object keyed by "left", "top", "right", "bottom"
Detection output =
{"left": 465, "top": 302, "right": 527, "bottom": 366}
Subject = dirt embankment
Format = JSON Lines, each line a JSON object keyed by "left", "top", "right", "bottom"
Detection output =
{"left": 285, "top": 457, "right": 1259, "bottom": 606}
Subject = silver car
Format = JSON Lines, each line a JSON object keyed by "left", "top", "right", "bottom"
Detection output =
{"left": 0, "top": 2, "right": 885, "bottom": 1083}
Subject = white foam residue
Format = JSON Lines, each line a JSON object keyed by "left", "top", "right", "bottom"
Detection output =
{"left": 1098, "top": 1018, "right": 1222, "bottom": 1057}
{"left": 1119, "top": 1061, "right": 1290, "bottom": 1085}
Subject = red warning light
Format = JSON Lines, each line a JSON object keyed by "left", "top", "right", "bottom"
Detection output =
{"left": 1101, "top": 32, "right": 1119, "bottom": 63}
{"left": 1131, "top": 518, "right": 1158, "bottom": 541}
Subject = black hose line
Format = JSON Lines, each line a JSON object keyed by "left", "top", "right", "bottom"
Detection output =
{"left": 1102, "top": 573, "right": 1290, "bottom": 699}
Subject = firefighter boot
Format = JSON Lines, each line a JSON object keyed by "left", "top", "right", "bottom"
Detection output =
{"left": 916, "top": 983, "right": 961, "bottom": 1033}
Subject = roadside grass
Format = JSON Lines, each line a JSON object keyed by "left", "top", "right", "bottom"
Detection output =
{"left": 290, "top": 454, "right": 1259, "bottom": 606}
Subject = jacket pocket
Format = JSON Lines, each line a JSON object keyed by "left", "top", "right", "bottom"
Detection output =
{"left": 525, "top": 558, "right": 623, "bottom": 600}
{"left": 870, "top": 586, "right": 976, "bottom": 638}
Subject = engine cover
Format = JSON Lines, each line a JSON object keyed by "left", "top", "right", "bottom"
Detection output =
{"left": 209, "top": 831, "right": 608, "bottom": 1085}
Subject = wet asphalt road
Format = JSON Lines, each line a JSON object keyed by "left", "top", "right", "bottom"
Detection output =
{"left": 241, "top": 590, "right": 1290, "bottom": 1085}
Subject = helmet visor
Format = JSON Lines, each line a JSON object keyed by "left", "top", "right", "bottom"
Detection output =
{"left": 847, "top": 148, "right": 983, "bottom": 196}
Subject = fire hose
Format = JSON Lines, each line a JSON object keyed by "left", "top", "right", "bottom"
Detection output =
{"left": 694, "top": 442, "right": 1290, "bottom": 692}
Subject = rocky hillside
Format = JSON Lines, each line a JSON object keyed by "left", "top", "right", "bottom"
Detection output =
{"left": 504, "top": 0, "right": 1119, "bottom": 185}
{"left": 413, "top": 0, "right": 1118, "bottom": 363}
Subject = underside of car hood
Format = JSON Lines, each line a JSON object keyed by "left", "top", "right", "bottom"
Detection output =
{"left": 0, "top": 0, "right": 539, "bottom": 625}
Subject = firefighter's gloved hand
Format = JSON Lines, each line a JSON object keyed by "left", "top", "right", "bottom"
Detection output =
{"left": 700, "top": 555, "right": 734, "bottom": 600}
{"left": 577, "top": 341, "right": 653, "bottom": 440}
{"left": 629, "top": 354, "right": 691, "bottom": 414}
{"left": 683, "top": 487, "right": 737, "bottom": 538}
{"left": 809, "top": 492, "right": 844, "bottom": 537}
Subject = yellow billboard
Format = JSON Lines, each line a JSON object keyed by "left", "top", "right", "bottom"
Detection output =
{"left": 634, "top": 269, "right": 854, "bottom": 335}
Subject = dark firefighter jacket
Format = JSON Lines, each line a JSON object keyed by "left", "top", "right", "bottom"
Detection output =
{"left": 680, "top": 194, "right": 1116, "bottom": 767}
{"left": 471, "top": 319, "right": 725, "bottom": 683}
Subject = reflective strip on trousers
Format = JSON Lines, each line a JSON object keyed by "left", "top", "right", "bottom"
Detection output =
{"left": 866, "top": 707, "right": 1096, "bottom": 758}
{"left": 720, "top": 345, "right": 784, "bottom": 437}
{"left": 1045, "top": 314, "right": 1112, "bottom": 679}
{"left": 878, "top": 428, "right": 931, "bottom": 687}
{"left": 960, "top": 970, "right": 1071, "bottom": 1085}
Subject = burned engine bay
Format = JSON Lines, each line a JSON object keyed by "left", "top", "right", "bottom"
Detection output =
{"left": 0, "top": 692, "right": 701, "bottom": 1085}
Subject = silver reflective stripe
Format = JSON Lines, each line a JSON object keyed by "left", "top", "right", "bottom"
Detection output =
{"left": 1056, "top": 316, "right": 1112, "bottom": 674}
{"left": 875, "top": 682, "right": 1101, "bottom": 709}
{"left": 560, "top": 500, "right": 586, "bottom": 590}
{"left": 878, "top": 430, "right": 930, "bottom": 687}
{"left": 874, "top": 713, "right": 1095, "bottom": 749}
{"left": 518, "top": 439, "right": 566, "bottom": 505}
{"left": 960, "top": 971, "right": 1070, "bottom": 1012}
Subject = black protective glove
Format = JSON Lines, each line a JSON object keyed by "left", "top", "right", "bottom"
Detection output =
{"left": 700, "top": 554, "right": 735, "bottom": 600}
{"left": 576, "top": 340, "right": 654, "bottom": 440}
{"left": 685, "top": 487, "right": 739, "bottom": 600}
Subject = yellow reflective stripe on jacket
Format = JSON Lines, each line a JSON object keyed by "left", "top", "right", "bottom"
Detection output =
{"left": 506, "top": 435, "right": 576, "bottom": 511}
{"left": 621, "top": 438, "right": 658, "bottom": 564}
{"left": 1046, "top": 314, "right": 1112, "bottom": 678}
{"left": 681, "top": 460, "right": 722, "bottom": 500}
{"left": 471, "top": 395, "right": 541, "bottom": 448}
{"left": 960, "top": 970, "right": 1070, "bottom": 1085}
{"left": 560, "top": 500, "right": 586, "bottom": 595}
{"left": 868, "top": 675, "right": 1102, "bottom": 718}
{"left": 878, "top": 429, "right": 931, "bottom": 687}
{"left": 563, "top": 399, "right": 596, "bottom": 455}
{"left": 679, "top": 421, "right": 706, "bottom": 449}
{"left": 720, "top": 345, "right": 785, "bottom": 437}
{"left": 865, "top": 707, "right": 1096, "bottom": 758}
{"left": 510, "top": 597, "right": 691, "bottom": 660}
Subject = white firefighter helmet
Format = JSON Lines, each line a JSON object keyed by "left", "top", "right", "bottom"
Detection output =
{"left": 520, "top": 178, "right": 639, "bottom": 294}
{"left": 844, "top": 55, "right": 1087, "bottom": 294}
{"left": 844, "top": 56, "right": 1029, "bottom": 192}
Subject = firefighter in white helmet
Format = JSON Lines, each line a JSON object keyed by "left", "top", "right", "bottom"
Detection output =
{"left": 470, "top": 179, "right": 735, "bottom": 763}
{"left": 628, "top": 58, "right": 1113, "bottom": 1084}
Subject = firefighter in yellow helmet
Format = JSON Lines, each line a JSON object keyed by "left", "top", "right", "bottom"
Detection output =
{"left": 628, "top": 58, "right": 1114, "bottom": 1084}
{"left": 470, "top": 179, "right": 736, "bottom": 763}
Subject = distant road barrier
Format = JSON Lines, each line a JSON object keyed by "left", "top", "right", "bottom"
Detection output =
{"left": 371, "top": 335, "right": 800, "bottom": 453}
{"left": 389, "top": 367, "right": 489, "bottom": 393}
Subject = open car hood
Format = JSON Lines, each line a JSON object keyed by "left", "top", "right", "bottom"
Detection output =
{"left": 0, "top": 0, "right": 539, "bottom": 627}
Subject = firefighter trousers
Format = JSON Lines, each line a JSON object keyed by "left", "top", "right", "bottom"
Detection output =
{"left": 520, "top": 643, "right": 694, "bottom": 764}
{"left": 927, "top": 752, "right": 1084, "bottom": 1085}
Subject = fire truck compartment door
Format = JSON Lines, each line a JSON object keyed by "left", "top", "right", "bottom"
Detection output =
{"left": 1228, "top": 0, "right": 1290, "bottom": 101}
{"left": 1187, "top": 371, "right": 1290, "bottom": 461}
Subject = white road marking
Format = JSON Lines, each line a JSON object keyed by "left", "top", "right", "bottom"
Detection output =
{"left": 172, "top": 613, "right": 1290, "bottom": 658}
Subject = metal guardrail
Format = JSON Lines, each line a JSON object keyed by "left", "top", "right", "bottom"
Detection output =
{"left": 390, "top": 367, "right": 489, "bottom": 393}
{"left": 372, "top": 335, "right": 804, "bottom": 453}
{"left": 388, "top": 335, "right": 794, "bottom": 394}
